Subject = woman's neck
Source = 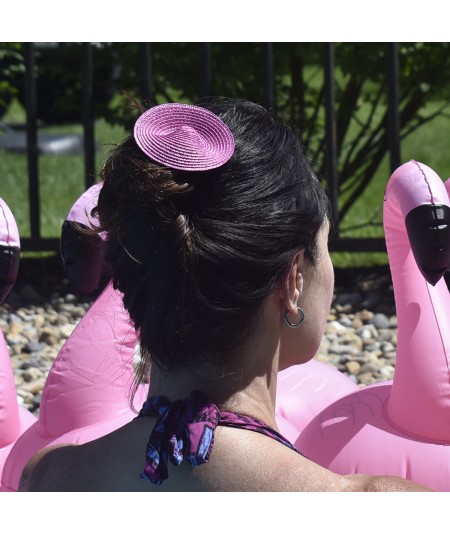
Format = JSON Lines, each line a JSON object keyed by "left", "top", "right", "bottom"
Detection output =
{"left": 148, "top": 365, "right": 277, "bottom": 426}
{"left": 147, "top": 310, "right": 282, "bottom": 430}
{"left": 149, "top": 299, "right": 282, "bottom": 428}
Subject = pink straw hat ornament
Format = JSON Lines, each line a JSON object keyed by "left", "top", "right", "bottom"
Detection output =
{"left": 134, "top": 103, "right": 235, "bottom": 171}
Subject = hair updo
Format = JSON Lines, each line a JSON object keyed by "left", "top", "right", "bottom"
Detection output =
{"left": 93, "top": 98, "right": 329, "bottom": 378}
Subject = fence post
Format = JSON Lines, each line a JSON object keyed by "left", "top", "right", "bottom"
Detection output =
{"left": 324, "top": 43, "right": 339, "bottom": 233}
{"left": 261, "top": 43, "right": 274, "bottom": 111}
{"left": 140, "top": 43, "right": 153, "bottom": 105}
{"left": 199, "top": 43, "right": 212, "bottom": 98}
{"left": 24, "top": 42, "right": 40, "bottom": 245}
{"left": 387, "top": 43, "right": 401, "bottom": 172}
{"left": 82, "top": 43, "right": 96, "bottom": 189}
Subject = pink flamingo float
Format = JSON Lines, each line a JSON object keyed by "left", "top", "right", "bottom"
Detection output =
{"left": 0, "top": 198, "right": 37, "bottom": 490}
{"left": 1, "top": 186, "right": 147, "bottom": 491}
{"left": 1, "top": 279, "right": 148, "bottom": 491}
{"left": 296, "top": 160, "right": 450, "bottom": 491}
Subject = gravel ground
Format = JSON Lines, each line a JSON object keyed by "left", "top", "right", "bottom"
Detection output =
{"left": 1, "top": 256, "right": 397, "bottom": 416}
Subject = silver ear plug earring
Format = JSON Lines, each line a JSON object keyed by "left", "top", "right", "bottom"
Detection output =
{"left": 284, "top": 307, "right": 305, "bottom": 328}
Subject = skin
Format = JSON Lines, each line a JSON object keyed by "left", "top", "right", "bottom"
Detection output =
{"left": 19, "top": 222, "right": 432, "bottom": 492}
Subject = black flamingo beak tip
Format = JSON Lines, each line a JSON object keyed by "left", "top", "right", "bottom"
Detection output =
{"left": 420, "top": 268, "right": 447, "bottom": 286}
{"left": 405, "top": 204, "right": 450, "bottom": 286}
{"left": 0, "top": 244, "right": 21, "bottom": 304}
{"left": 60, "top": 220, "right": 106, "bottom": 295}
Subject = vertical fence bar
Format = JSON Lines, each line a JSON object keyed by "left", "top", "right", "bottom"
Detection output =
{"left": 387, "top": 43, "right": 401, "bottom": 172}
{"left": 324, "top": 43, "right": 339, "bottom": 232}
{"left": 199, "top": 43, "right": 212, "bottom": 98}
{"left": 260, "top": 43, "right": 274, "bottom": 111}
{"left": 24, "top": 42, "right": 40, "bottom": 244}
{"left": 82, "top": 42, "right": 96, "bottom": 189}
{"left": 140, "top": 43, "right": 153, "bottom": 105}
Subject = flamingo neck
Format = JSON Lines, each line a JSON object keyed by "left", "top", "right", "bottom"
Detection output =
{"left": 383, "top": 164, "right": 450, "bottom": 442}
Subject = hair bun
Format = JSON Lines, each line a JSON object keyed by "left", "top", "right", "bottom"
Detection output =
{"left": 133, "top": 103, "right": 235, "bottom": 171}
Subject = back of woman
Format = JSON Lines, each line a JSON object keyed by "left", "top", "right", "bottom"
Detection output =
{"left": 19, "top": 98, "right": 431, "bottom": 492}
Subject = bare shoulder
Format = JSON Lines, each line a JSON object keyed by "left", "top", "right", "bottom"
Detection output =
{"left": 18, "top": 420, "right": 154, "bottom": 492}
{"left": 269, "top": 449, "right": 433, "bottom": 492}
{"left": 19, "top": 444, "right": 78, "bottom": 492}
{"left": 342, "top": 473, "right": 432, "bottom": 492}
{"left": 18, "top": 423, "right": 433, "bottom": 492}
{"left": 196, "top": 428, "right": 433, "bottom": 492}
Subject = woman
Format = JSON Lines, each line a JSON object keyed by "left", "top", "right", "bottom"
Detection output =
{"left": 19, "top": 98, "right": 430, "bottom": 491}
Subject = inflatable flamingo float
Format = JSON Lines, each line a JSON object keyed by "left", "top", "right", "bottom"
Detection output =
{"left": 1, "top": 183, "right": 149, "bottom": 491}
{"left": 297, "top": 160, "right": 450, "bottom": 491}
{"left": 0, "top": 279, "right": 148, "bottom": 491}
{"left": 0, "top": 198, "right": 38, "bottom": 491}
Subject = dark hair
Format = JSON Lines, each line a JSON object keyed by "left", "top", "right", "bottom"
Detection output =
{"left": 94, "top": 98, "right": 329, "bottom": 379}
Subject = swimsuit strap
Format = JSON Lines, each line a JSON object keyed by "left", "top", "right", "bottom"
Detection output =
{"left": 137, "top": 390, "right": 302, "bottom": 485}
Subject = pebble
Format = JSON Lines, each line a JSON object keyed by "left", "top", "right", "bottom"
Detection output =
{"left": 369, "top": 313, "right": 391, "bottom": 330}
{"left": 0, "top": 271, "right": 399, "bottom": 416}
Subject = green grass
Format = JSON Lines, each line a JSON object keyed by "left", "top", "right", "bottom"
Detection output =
{"left": 0, "top": 99, "right": 127, "bottom": 239}
{"left": 2, "top": 98, "right": 450, "bottom": 268}
{"left": 330, "top": 100, "right": 450, "bottom": 268}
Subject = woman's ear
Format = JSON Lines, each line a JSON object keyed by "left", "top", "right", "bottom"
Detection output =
{"left": 282, "top": 252, "right": 304, "bottom": 315}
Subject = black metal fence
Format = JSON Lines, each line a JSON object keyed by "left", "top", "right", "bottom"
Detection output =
{"left": 18, "top": 42, "right": 401, "bottom": 253}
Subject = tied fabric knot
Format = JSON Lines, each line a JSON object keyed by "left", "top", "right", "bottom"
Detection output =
{"left": 138, "top": 390, "right": 220, "bottom": 485}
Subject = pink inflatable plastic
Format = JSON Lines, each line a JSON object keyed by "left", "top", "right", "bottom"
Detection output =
{"left": 0, "top": 198, "right": 20, "bottom": 250}
{"left": 1, "top": 280, "right": 148, "bottom": 491}
{"left": 445, "top": 178, "right": 450, "bottom": 291}
{"left": 297, "top": 160, "right": 450, "bottom": 491}
{"left": 60, "top": 182, "right": 106, "bottom": 294}
{"left": 0, "top": 185, "right": 148, "bottom": 492}
{"left": 0, "top": 331, "right": 37, "bottom": 491}
{"left": 0, "top": 198, "right": 38, "bottom": 491}
{"left": 0, "top": 198, "right": 20, "bottom": 303}
{"left": 66, "top": 182, "right": 102, "bottom": 229}
{"left": 275, "top": 359, "right": 357, "bottom": 441}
